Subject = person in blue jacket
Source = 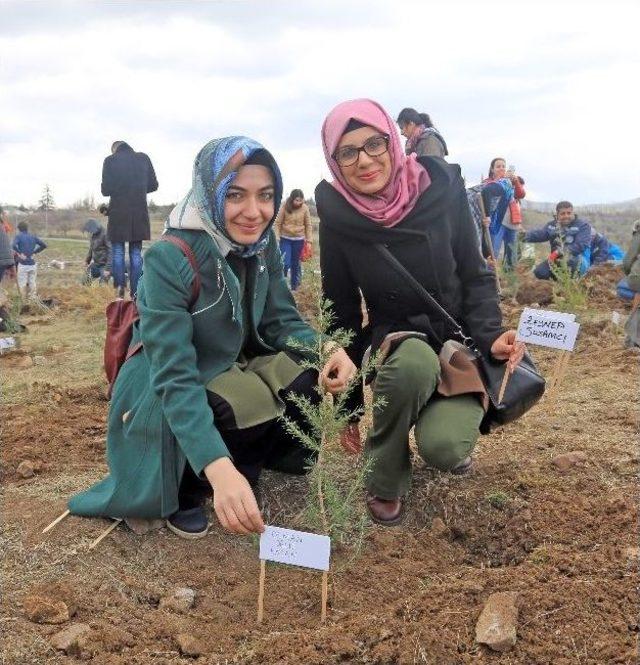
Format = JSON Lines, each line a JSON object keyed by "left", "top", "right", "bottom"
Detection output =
{"left": 523, "top": 201, "right": 591, "bottom": 280}
{"left": 12, "top": 221, "right": 47, "bottom": 299}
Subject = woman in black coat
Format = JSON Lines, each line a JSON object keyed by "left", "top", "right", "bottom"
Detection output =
{"left": 101, "top": 141, "right": 158, "bottom": 297}
{"left": 317, "top": 99, "right": 525, "bottom": 526}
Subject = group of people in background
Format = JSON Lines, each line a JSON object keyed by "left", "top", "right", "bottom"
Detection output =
{"left": 0, "top": 208, "right": 47, "bottom": 301}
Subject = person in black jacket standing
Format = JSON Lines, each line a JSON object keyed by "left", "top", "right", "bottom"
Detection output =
{"left": 317, "top": 99, "right": 525, "bottom": 526}
{"left": 101, "top": 141, "right": 158, "bottom": 297}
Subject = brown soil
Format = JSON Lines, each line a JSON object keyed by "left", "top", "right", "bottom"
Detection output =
{"left": 1, "top": 283, "right": 638, "bottom": 664}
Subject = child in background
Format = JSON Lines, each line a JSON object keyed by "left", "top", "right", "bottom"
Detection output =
{"left": 12, "top": 221, "right": 47, "bottom": 300}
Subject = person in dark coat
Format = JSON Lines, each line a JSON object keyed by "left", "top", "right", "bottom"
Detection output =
{"left": 317, "top": 99, "right": 525, "bottom": 526}
{"left": 101, "top": 141, "right": 158, "bottom": 297}
{"left": 396, "top": 107, "right": 448, "bottom": 158}
{"left": 70, "top": 136, "right": 355, "bottom": 539}
{"left": 82, "top": 218, "right": 112, "bottom": 284}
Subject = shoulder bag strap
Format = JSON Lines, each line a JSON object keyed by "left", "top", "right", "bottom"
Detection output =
{"left": 159, "top": 235, "right": 202, "bottom": 309}
{"left": 374, "top": 243, "right": 476, "bottom": 350}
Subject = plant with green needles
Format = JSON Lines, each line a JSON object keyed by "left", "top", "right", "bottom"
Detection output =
{"left": 550, "top": 258, "right": 588, "bottom": 313}
{"left": 486, "top": 490, "right": 510, "bottom": 510}
{"left": 282, "top": 281, "right": 381, "bottom": 557}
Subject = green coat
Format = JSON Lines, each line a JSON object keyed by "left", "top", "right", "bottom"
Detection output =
{"left": 69, "top": 228, "right": 319, "bottom": 519}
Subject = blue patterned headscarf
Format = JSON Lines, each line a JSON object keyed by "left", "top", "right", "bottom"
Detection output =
{"left": 191, "top": 136, "right": 283, "bottom": 258}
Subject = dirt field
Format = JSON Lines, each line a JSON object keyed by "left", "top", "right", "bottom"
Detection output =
{"left": 1, "top": 255, "right": 638, "bottom": 664}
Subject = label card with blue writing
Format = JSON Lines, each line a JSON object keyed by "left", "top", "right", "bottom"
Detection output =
{"left": 259, "top": 526, "right": 330, "bottom": 571}
{"left": 516, "top": 308, "right": 580, "bottom": 351}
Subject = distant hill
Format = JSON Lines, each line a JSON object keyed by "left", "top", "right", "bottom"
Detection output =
{"left": 522, "top": 197, "right": 640, "bottom": 214}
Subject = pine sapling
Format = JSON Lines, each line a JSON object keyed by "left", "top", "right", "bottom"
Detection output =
{"left": 281, "top": 281, "right": 381, "bottom": 558}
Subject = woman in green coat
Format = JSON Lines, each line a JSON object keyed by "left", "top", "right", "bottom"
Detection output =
{"left": 69, "top": 137, "right": 355, "bottom": 538}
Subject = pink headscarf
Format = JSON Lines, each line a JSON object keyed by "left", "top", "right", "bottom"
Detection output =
{"left": 321, "top": 98, "right": 431, "bottom": 227}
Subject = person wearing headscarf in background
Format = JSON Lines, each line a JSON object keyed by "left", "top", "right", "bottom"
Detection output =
{"left": 481, "top": 158, "right": 526, "bottom": 271}
{"left": 70, "top": 137, "right": 355, "bottom": 539}
{"left": 316, "top": 99, "right": 524, "bottom": 526}
{"left": 274, "top": 188, "right": 312, "bottom": 290}
{"left": 101, "top": 140, "right": 158, "bottom": 299}
{"left": 82, "top": 218, "right": 112, "bottom": 284}
{"left": 396, "top": 108, "right": 448, "bottom": 158}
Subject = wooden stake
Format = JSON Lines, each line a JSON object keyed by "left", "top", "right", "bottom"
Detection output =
{"left": 477, "top": 193, "right": 502, "bottom": 296}
{"left": 88, "top": 519, "right": 122, "bottom": 550}
{"left": 548, "top": 351, "right": 570, "bottom": 394}
{"left": 497, "top": 366, "right": 510, "bottom": 404}
{"left": 257, "top": 559, "right": 266, "bottom": 624}
{"left": 42, "top": 509, "right": 70, "bottom": 534}
{"left": 321, "top": 571, "right": 328, "bottom": 623}
{"left": 557, "top": 350, "right": 572, "bottom": 383}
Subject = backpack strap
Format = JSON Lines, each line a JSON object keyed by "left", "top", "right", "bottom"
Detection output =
{"left": 159, "top": 235, "right": 202, "bottom": 308}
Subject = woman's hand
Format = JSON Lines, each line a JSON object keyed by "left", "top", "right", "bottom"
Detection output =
{"left": 490, "top": 330, "right": 526, "bottom": 374}
{"left": 320, "top": 347, "right": 356, "bottom": 395}
{"left": 482, "top": 216, "right": 491, "bottom": 228}
{"left": 204, "top": 457, "right": 264, "bottom": 535}
{"left": 340, "top": 422, "right": 362, "bottom": 454}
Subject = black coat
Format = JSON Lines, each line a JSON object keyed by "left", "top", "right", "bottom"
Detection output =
{"left": 317, "top": 157, "right": 504, "bottom": 373}
{"left": 101, "top": 143, "right": 158, "bottom": 243}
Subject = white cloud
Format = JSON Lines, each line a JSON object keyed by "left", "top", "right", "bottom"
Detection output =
{"left": 0, "top": 0, "right": 638, "bottom": 207}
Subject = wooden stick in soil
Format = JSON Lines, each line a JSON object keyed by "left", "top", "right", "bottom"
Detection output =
{"left": 556, "top": 350, "right": 572, "bottom": 384}
{"left": 321, "top": 571, "right": 328, "bottom": 623}
{"left": 257, "top": 559, "right": 266, "bottom": 624}
{"left": 547, "top": 351, "right": 568, "bottom": 394}
{"left": 497, "top": 365, "right": 510, "bottom": 404}
{"left": 88, "top": 518, "right": 122, "bottom": 550}
{"left": 42, "top": 509, "right": 70, "bottom": 534}
{"left": 477, "top": 193, "right": 502, "bottom": 296}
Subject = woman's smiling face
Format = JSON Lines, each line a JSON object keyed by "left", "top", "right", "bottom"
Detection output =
{"left": 335, "top": 125, "right": 392, "bottom": 195}
{"left": 224, "top": 165, "right": 275, "bottom": 244}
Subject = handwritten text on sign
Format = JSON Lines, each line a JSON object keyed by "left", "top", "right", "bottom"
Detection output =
{"left": 259, "top": 526, "right": 330, "bottom": 571}
{"left": 516, "top": 308, "right": 580, "bottom": 351}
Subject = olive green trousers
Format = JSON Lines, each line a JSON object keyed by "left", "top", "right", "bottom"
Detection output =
{"left": 366, "top": 338, "right": 484, "bottom": 499}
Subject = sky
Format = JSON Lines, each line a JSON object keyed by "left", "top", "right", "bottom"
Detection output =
{"left": 1, "top": 0, "right": 639, "bottom": 209}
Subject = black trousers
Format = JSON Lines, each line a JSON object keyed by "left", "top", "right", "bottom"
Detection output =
{"left": 178, "top": 368, "right": 320, "bottom": 509}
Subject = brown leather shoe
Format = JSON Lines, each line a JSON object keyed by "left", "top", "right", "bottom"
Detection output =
{"left": 366, "top": 493, "right": 404, "bottom": 526}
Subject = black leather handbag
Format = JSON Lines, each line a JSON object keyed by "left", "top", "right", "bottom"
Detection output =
{"left": 376, "top": 245, "right": 545, "bottom": 430}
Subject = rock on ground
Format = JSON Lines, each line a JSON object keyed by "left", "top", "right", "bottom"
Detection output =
{"left": 159, "top": 587, "right": 196, "bottom": 613}
{"left": 475, "top": 591, "right": 519, "bottom": 652}
{"left": 23, "top": 582, "right": 77, "bottom": 625}
{"left": 16, "top": 460, "right": 35, "bottom": 478}
{"left": 50, "top": 624, "right": 91, "bottom": 654}
{"left": 124, "top": 517, "right": 164, "bottom": 535}
{"left": 552, "top": 451, "right": 588, "bottom": 473}
{"left": 430, "top": 517, "right": 450, "bottom": 539}
{"left": 16, "top": 355, "right": 34, "bottom": 369}
{"left": 175, "top": 633, "right": 204, "bottom": 657}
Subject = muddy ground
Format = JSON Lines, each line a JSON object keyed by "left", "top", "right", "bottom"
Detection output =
{"left": 1, "top": 263, "right": 638, "bottom": 664}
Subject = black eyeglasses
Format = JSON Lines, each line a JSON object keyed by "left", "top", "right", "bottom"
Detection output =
{"left": 332, "top": 134, "right": 390, "bottom": 167}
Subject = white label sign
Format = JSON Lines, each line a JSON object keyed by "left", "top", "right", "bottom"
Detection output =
{"left": 516, "top": 308, "right": 580, "bottom": 351}
{"left": 0, "top": 337, "right": 16, "bottom": 352}
{"left": 259, "top": 526, "right": 330, "bottom": 572}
